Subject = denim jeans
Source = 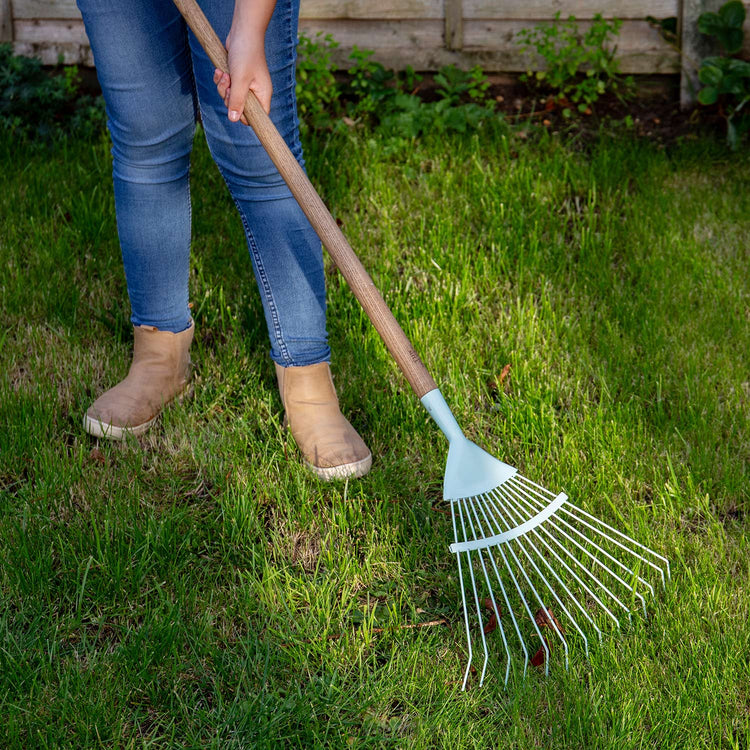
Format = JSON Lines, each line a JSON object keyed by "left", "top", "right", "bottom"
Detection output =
{"left": 76, "top": 0, "right": 330, "bottom": 366}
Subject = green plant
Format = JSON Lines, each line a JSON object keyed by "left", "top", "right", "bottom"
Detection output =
{"left": 344, "top": 46, "right": 397, "bottom": 116}
{"left": 698, "top": 0, "right": 746, "bottom": 54}
{"left": 433, "top": 64, "right": 494, "bottom": 107}
{"left": 516, "top": 13, "right": 633, "bottom": 117}
{"left": 697, "top": 1, "right": 749, "bottom": 149}
{"left": 0, "top": 44, "right": 105, "bottom": 140}
{"left": 376, "top": 65, "right": 495, "bottom": 138}
{"left": 379, "top": 94, "right": 495, "bottom": 138}
{"left": 295, "top": 32, "right": 340, "bottom": 130}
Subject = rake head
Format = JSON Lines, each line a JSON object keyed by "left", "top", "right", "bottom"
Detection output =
{"left": 422, "top": 389, "right": 670, "bottom": 690}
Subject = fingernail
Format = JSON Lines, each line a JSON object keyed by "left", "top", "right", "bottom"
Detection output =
{"left": 229, "top": 110, "right": 240, "bottom": 122}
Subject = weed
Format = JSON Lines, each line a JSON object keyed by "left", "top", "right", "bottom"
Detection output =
{"left": 434, "top": 64, "right": 494, "bottom": 107}
{"left": 379, "top": 66, "right": 496, "bottom": 138}
{"left": 295, "top": 32, "right": 341, "bottom": 130}
{"left": 516, "top": 13, "right": 634, "bottom": 117}
{"left": 344, "top": 46, "right": 398, "bottom": 117}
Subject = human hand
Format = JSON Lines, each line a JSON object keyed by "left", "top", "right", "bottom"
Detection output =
{"left": 213, "top": 10, "right": 272, "bottom": 122}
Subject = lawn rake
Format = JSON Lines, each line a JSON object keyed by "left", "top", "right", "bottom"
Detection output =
{"left": 174, "top": 0, "right": 670, "bottom": 689}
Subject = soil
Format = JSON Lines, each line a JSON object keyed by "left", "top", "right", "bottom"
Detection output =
{"left": 415, "top": 72, "right": 723, "bottom": 145}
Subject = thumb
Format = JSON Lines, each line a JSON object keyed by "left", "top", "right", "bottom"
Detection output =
{"left": 227, "top": 79, "right": 250, "bottom": 123}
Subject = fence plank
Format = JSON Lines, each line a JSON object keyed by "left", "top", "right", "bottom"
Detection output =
{"left": 300, "top": 0, "right": 441, "bottom": 18}
{"left": 1, "top": 0, "right": 13, "bottom": 42}
{"left": 14, "top": 17, "right": 86, "bottom": 43}
{"left": 12, "top": 0, "right": 78, "bottom": 19}
{"left": 11, "top": 0, "right": 443, "bottom": 20}
{"left": 299, "top": 18, "right": 679, "bottom": 72}
{"left": 464, "top": 0, "right": 678, "bottom": 19}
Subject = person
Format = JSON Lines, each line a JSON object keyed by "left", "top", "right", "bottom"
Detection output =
{"left": 76, "top": 0, "right": 371, "bottom": 480}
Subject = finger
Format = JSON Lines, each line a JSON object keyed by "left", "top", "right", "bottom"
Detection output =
{"left": 215, "top": 72, "right": 230, "bottom": 100}
{"left": 227, "top": 80, "right": 251, "bottom": 123}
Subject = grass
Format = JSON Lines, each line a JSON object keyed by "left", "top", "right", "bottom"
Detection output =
{"left": 1, "top": 122, "right": 748, "bottom": 748}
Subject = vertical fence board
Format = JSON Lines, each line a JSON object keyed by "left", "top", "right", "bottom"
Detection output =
{"left": 445, "top": 0, "right": 463, "bottom": 50}
{"left": 1, "top": 0, "right": 13, "bottom": 42}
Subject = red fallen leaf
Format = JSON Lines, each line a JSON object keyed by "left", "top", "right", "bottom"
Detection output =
{"left": 498, "top": 363, "right": 511, "bottom": 386}
{"left": 535, "top": 607, "right": 564, "bottom": 634}
{"left": 544, "top": 97, "right": 557, "bottom": 111}
{"left": 531, "top": 637, "right": 549, "bottom": 667}
{"left": 482, "top": 598, "right": 502, "bottom": 635}
{"left": 530, "top": 607, "right": 564, "bottom": 668}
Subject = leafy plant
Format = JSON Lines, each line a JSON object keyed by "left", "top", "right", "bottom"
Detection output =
{"left": 516, "top": 13, "right": 633, "bottom": 117}
{"left": 698, "top": 0, "right": 746, "bottom": 54}
{"left": 433, "top": 64, "right": 494, "bottom": 106}
{"left": 344, "top": 46, "right": 398, "bottom": 116}
{"left": 295, "top": 35, "right": 498, "bottom": 137}
{"left": 697, "top": 1, "right": 750, "bottom": 149}
{"left": 295, "top": 32, "right": 340, "bottom": 130}
{"left": 379, "top": 96, "right": 495, "bottom": 138}
{"left": 0, "top": 44, "right": 106, "bottom": 140}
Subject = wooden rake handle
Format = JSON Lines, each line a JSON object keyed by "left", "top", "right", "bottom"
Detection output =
{"left": 173, "top": 0, "right": 438, "bottom": 398}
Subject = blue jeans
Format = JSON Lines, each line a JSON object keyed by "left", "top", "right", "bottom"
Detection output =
{"left": 76, "top": 0, "right": 330, "bottom": 366}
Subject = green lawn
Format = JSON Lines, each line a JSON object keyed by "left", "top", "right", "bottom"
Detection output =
{"left": 1, "top": 124, "right": 748, "bottom": 748}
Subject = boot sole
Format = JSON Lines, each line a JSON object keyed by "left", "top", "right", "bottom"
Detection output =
{"left": 83, "top": 383, "right": 193, "bottom": 441}
{"left": 82, "top": 413, "right": 157, "bottom": 441}
{"left": 305, "top": 453, "right": 373, "bottom": 481}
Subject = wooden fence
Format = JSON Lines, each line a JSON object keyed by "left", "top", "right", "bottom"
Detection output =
{"left": 2, "top": 0, "right": 749, "bottom": 104}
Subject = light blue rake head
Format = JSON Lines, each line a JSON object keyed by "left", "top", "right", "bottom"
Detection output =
{"left": 421, "top": 388, "right": 517, "bottom": 500}
{"left": 420, "top": 388, "right": 670, "bottom": 690}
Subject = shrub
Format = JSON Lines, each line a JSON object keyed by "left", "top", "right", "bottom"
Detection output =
{"left": 0, "top": 44, "right": 105, "bottom": 140}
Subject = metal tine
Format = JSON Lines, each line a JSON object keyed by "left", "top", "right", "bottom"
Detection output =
{"left": 561, "top": 503, "right": 670, "bottom": 587}
{"left": 480, "top": 493, "right": 569, "bottom": 670}
{"left": 456, "top": 498, "right": 490, "bottom": 690}
{"left": 487, "top": 487, "right": 591, "bottom": 657}
{"left": 461, "top": 495, "right": 513, "bottom": 687}
{"left": 490, "top": 486, "right": 605, "bottom": 643}
{"left": 493, "top": 486, "right": 631, "bottom": 626}
{"left": 507, "top": 480, "right": 649, "bottom": 617}
{"left": 470, "top": 493, "right": 530, "bottom": 680}
{"left": 514, "top": 475, "right": 670, "bottom": 587}
{"left": 513, "top": 484, "right": 662, "bottom": 597}
{"left": 474, "top": 494, "right": 548, "bottom": 675}
{"left": 450, "top": 500, "right": 474, "bottom": 691}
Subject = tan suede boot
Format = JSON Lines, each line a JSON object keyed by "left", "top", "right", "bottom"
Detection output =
{"left": 275, "top": 362, "right": 372, "bottom": 480}
{"left": 83, "top": 320, "right": 194, "bottom": 440}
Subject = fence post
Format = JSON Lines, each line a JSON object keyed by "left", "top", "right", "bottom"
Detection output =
{"left": 445, "top": 0, "right": 463, "bottom": 51}
{"left": 0, "top": 0, "right": 13, "bottom": 43}
{"left": 679, "top": 0, "right": 723, "bottom": 108}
